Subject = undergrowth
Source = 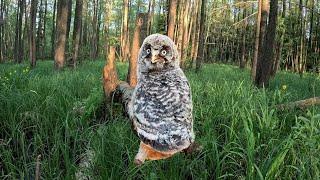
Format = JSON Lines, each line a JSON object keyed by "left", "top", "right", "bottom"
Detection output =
{"left": 0, "top": 60, "right": 319, "bottom": 179}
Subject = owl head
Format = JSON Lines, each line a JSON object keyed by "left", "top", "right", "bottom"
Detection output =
{"left": 138, "top": 34, "right": 179, "bottom": 73}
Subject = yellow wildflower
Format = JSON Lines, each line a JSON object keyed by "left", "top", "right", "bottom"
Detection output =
{"left": 282, "top": 85, "right": 287, "bottom": 91}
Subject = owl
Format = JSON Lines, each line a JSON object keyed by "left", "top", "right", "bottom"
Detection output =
{"left": 128, "top": 34, "right": 194, "bottom": 165}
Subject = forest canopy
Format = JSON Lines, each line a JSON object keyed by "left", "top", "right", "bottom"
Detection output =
{"left": 0, "top": 0, "right": 319, "bottom": 79}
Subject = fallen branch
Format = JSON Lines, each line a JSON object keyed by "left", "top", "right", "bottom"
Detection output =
{"left": 276, "top": 97, "right": 320, "bottom": 111}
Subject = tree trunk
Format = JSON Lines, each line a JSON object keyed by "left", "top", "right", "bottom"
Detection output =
{"left": 36, "top": 0, "right": 42, "bottom": 59}
{"left": 54, "top": 0, "right": 68, "bottom": 70}
{"left": 82, "top": 0, "right": 88, "bottom": 46}
{"left": 0, "top": 0, "right": 4, "bottom": 62}
{"left": 15, "top": 0, "right": 24, "bottom": 63}
{"left": 181, "top": 0, "right": 190, "bottom": 69}
{"left": 195, "top": 0, "right": 206, "bottom": 72}
{"left": 190, "top": 0, "right": 199, "bottom": 68}
{"left": 255, "top": 0, "right": 278, "bottom": 87}
{"left": 14, "top": 1, "right": 19, "bottom": 62}
{"left": 71, "top": 0, "right": 83, "bottom": 67}
{"left": 147, "top": 0, "right": 155, "bottom": 35}
{"left": 66, "top": 0, "right": 72, "bottom": 48}
{"left": 29, "top": 0, "right": 37, "bottom": 68}
{"left": 96, "top": 4, "right": 102, "bottom": 58}
{"left": 271, "top": 0, "right": 286, "bottom": 76}
{"left": 192, "top": 0, "right": 201, "bottom": 67}
{"left": 51, "top": 0, "right": 57, "bottom": 59}
{"left": 42, "top": 0, "right": 47, "bottom": 59}
{"left": 251, "top": 0, "right": 262, "bottom": 80}
{"left": 121, "top": 0, "right": 129, "bottom": 61}
{"left": 139, "top": 13, "right": 148, "bottom": 46}
{"left": 103, "top": 0, "right": 113, "bottom": 55}
{"left": 308, "top": 0, "right": 314, "bottom": 50}
{"left": 167, "top": 0, "right": 177, "bottom": 40}
{"left": 90, "top": 0, "right": 98, "bottom": 59}
{"left": 240, "top": 0, "right": 247, "bottom": 69}
{"left": 177, "top": 0, "right": 185, "bottom": 67}
{"left": 127, "top": 14, "right": 143, "bottom": 87}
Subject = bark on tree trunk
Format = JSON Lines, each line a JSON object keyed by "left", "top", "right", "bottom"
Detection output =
{"left": 251, "top": 0, "right": 262, "bottom": 80}
{"left": 147, "top": 0, "right": 155, "bottom": 35}
{"left": 121, "top": 0, "right": 129, "bottom": 61}
{"left": 195, "top": 0, "right": 206, "bottom": 72}
{"left": 15, "top": 0, "right": 24, "bottom": 63}
{"left": 66, "top": 0, "right": 72, "bottom": 47}
{"left": 82, "top": 1, "right": 88, "bottom": 46}
{"left": 36, "top": 0, "right": 42, "bottom": 59}
{"left": 190, "top": 0, "right": 199, "bottom": 68}
{"left": 51, "top": 0, "right": 57, "bottom": 59}
{"left": 271, "top": 0, "right": 286, "bottom": 77}
{"left": 167, "top": 0, "right": 177, "bottom": 40}
{"left": 139, "top": 13, "right": 148, "bottom": 46}
{"left": 0, "top": 0, "right": 3, "bottom": 62}
{"left": 42, "top": 0, "right": 47, "bottom": 59}
{"left": 177, "top": 0, "right": 185, "bottom": 68}
{"left": 90, "top": 0, "right": 99, "bottom": 59}
{"left": 103, "top": 0, "right": 112, "bottom": 55}
{"left": 127, "top": 14, "right": 143, "bottom": 87}
{"left": 240, "top": 0, "right": 247, "bottom": 69}
{"left": 54, "top": 0, "right": 68, "bottom": 70}
{"left": 96, "top": 4, "right": 102, "bottom": 58}
{"left": 29, "top": 0, "right": 37, "bottom": 68}
{"left": 255, "top": 0, "right": 278, "bottom": 87}
{"left": 71, "top": 0, "right": 83, "bottom": 67}
{"left": 181, "top": 0, "right": 190, "bottom": 69}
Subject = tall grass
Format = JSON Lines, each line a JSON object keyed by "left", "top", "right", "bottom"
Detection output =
{"left": 0, "top": 61, "right": 319, "bottom": 179}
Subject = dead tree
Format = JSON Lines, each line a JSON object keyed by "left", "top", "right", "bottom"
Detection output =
{"left": 127, "top": 14, "right": 143, "bottom": 87}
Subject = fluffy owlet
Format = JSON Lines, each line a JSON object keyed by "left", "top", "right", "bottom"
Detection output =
{"left": 129, "top": 34, "right": 194, "bottom": 165}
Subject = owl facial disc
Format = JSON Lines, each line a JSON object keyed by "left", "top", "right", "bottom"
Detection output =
{"left": 138, "top": 34, "right": 180, "bottom": 73}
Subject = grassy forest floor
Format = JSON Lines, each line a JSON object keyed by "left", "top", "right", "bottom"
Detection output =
{"left": 0, "top": 60, "right": 319, "bottom": 179}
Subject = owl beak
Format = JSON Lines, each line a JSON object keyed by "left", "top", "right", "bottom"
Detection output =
{"left": 151, "top": 55, "right": 160, "bottom": 64}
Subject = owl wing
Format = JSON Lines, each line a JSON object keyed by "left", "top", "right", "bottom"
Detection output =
{"left": 132, "top": 69, "right": 194, "bottom": 152}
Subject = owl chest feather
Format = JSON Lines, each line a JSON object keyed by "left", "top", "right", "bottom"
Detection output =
{"left": 134, "top": 69, "right": 191, "bottom": 122}
{"left": 132, "top": 68, "right": 193, "bottom": 151}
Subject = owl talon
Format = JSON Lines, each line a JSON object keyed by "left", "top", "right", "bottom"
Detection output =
{"left": 134, "top": 158, "right": 144, "bottom": 166}
{"left": 134, "top": 142, "right": 147, "bottom": 166}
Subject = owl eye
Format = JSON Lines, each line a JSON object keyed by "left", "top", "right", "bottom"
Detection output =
{"left": 161, "top": 50, "right": 167, "bottom": 56}
{"left": 146, "top": 48, "right": 151, "bottom": 54}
